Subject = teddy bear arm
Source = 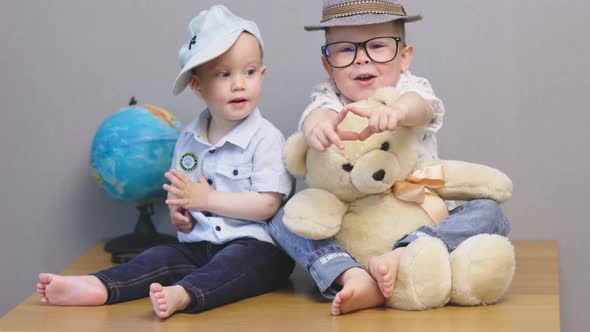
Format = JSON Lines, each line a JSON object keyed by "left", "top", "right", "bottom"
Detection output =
{"left": 420, "top": 160, "right": 513, "bottom": 203}
{"left": 283, "top": 188, "right": 348, "bottom": 240}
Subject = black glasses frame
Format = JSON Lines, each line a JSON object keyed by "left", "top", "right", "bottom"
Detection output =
{"left": 321, "top": 36, "right": 402, "bottom": 68}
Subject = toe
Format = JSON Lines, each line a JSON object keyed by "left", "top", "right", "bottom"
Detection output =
{"left": 331, "top": 295, "right": 343, "bottom": 315}
{"left": 150, "top": 283, "right": 163, "bottom": 293}
{"left": 38, "top": 273, "right": 53, "bottom": 284}
{"left": 331, "top": 305, "right": 341, "bottom": 316}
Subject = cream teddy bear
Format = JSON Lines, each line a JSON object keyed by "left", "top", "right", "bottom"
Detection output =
{"left": 283, "top": 88, "right": 515, "bottom": 310}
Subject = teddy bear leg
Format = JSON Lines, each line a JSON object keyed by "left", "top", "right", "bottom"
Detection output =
{"left": 387, "top": 236, "right": 451, "bottom": 310}
{"left": 449, "top": 234, "right": 515, "bottom": 306}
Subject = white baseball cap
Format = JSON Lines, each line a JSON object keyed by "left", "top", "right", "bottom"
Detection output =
{"left": 172, "top": 5, "right": 264, "bottom": 95}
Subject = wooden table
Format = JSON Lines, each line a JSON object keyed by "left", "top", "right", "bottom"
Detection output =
{"left": 0, "top": 240, "right": 560, "bottom": 332}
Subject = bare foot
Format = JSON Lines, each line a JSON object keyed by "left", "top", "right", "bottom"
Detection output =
{"left": 331, "top": 267, "right": 385, "bottom": 315}
{"left": 368, "top": 248, "right": 405, "bottom": 298}
{"left": 36, "top": 273, "right": 108, "bottom": 305}
{"left": 149, "top": 283, "right": 191, "bottom": 319}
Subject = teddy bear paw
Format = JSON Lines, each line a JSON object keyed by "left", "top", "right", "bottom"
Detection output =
{"left": 283, "top": 188, "right": 345, "bottom": 240}
{"left": 449, "top": 234, "right": 515, "bottom": 306}
{"left": 387, "top": 236, "right": 451, "bottom": 310}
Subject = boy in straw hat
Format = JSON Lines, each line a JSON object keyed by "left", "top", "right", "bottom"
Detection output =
{"left": 269, "top": 0, "right": 511, "bottom": 315}
{"left": 36, "top": 5, "right": 294, "bottom": 319}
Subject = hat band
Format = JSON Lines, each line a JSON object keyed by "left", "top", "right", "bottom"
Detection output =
{"left": 321, "top": 1, "right": 407, "bottom": 22}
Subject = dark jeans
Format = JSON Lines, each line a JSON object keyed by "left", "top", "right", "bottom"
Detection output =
{"left": 91, "top": 238, "right": 294, "bottom": 313}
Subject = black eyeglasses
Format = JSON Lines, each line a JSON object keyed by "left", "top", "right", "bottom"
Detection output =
{"left": 321, "top": 36, "right": 402, "bottom": 68}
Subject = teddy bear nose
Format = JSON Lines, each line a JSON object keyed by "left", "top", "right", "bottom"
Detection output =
{"left": 372, "top": 169, "right": 385, "bottom": 181}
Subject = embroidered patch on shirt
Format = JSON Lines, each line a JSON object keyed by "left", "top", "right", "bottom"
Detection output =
{"left": 179, "top": 152, "right": 198, "bottom": 172}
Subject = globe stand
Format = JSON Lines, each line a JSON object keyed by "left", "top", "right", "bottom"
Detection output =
{"left": 104, "top": 203, "right": 177, "bottom": 264}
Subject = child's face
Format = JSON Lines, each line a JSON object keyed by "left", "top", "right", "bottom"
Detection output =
{"left": 190, "top": 33, "right": 265, "bottom": 123}
{"left": 322, "top": 22, "right": 413, "bottom": 102}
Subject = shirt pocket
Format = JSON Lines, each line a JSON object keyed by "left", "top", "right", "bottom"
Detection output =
{"left": 215, "top": 163, "right": 253, "bottom": 192}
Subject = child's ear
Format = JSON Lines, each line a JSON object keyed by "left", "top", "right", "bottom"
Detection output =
{"left": 321, "top": 56, "right": 335, "bottom": 81}
{"left": 400, "top": 44, "right": 414, "bottom": 73}
{"left": 190, "top": 75, "right": 203, "bottom": 97}
{"left": 260, "top": 65, "right": 267, "bottom": 79}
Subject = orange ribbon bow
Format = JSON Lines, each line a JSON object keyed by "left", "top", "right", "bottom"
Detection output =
{"left": 392, "top": 164, "right": 449, "bottom": 224}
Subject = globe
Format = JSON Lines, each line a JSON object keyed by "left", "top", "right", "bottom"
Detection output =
{"left": 90, "top": 102, "right": 182, "bottom": 203}
{"left": 90, "top": 99, "right": 183, "bottom": 263}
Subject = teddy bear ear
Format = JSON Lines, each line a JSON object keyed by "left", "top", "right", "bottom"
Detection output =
{"left": 284, "top": 132, "right": 308, "bottom": 178}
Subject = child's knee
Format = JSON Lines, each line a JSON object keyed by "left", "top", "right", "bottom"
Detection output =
{"left": 470, "top": 199, "right": 510, "bottom": 235}
{"left": 472, "top": 199, "right": 501, "bottom": 213}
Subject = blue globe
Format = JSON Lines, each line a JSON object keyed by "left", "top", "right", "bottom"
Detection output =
{"left": 91, "top": 103, "right": 182, "bottom": 204}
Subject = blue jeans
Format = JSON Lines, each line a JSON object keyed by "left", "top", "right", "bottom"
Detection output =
{"left": 91, "top": 238, "right": 294, "bottom": 313}
{"left": 268, "top": 199, "right": 510, "bottom": 299}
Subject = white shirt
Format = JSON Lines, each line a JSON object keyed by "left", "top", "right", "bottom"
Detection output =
{"left": 299, "top": 71, "right": 445, "bottom": 164}
{"left": 172, "top": 108, "right": 292, "bottom": 245}
{"left": 300, "top": 72, "right": 460, "bottom": 210}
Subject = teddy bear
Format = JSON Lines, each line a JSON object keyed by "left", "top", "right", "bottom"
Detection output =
{"left": 282, "top": 87, "right": 515, "bottom": 310}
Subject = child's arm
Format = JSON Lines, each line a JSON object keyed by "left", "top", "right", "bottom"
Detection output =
{"left": 392, "top": 91, "right": 434, "bottom": 127}
{"left": 166, "top": 136, "right": 195, "bottom": 233}
{"left": 164, "top": 170, "right": 282, "bottom": 221}
{"left": 207, "top": 191, "right": 283, "bottom": 221}
{"left": 344, "top": 91, "right": 434, "bottom": 140}
{"left": 302, "top": 107, "right": 358, "bottom": 151}
{"left": 302, "top": 75, "right": 443, "bottom": 146}
{"left": 300, "top": 82, "right": 360, "bottom": 152}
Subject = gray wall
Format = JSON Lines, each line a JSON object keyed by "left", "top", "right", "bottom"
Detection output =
{"left": 1, "top": 1, "right": 587, "bottom": 330}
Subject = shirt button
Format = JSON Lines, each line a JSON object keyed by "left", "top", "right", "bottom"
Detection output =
{"left": 233, "top": 169, "right": 238, "bottom": 176}
{"left": 207, "top": 179, "right": 213, "bottom": 185}
{"left": 209, "top": 149, "right": 215, "bottom": 153}
{"left": 215, "top": 226, "right": 221, "bottom": 231}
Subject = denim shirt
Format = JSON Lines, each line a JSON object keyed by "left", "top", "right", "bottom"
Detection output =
{"left": 171, "top": 108, "right": 292, "bottom": 245}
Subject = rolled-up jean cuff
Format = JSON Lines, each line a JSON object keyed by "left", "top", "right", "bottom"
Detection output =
{"left": 307, "top": 245, "right": 363, "bottom": 299}
{"left": 393, "top": 227, "right": 443, "bottom": 250}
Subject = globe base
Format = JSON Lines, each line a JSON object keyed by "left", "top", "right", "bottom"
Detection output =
{"left": 104, "top": 204, "right": 177, "bottom": 264}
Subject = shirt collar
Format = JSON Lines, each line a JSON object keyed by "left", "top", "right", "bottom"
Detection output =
{"left": 184, "top": 108, "right": 263, "bottom": 150}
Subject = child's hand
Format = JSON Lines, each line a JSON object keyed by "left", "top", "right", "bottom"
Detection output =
{"left": 304, "top": 109, "right": 359, "bottom": 151}
{"left": 163, "top": 169, "right": 212, "bottom": 211}
{"left": 168, "top": 205, "right": 193, "bottom": 233}
{"left": 343, "top": 104, "right": 407, "bottom": 141}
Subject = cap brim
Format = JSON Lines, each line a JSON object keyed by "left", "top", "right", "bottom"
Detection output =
{"left": 172, "top": 30, "right": 242, "bottom": 96}
{"left": 304, "top": 13, "right": 422, "bottom": 31}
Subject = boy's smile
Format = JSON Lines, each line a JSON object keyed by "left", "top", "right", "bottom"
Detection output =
{"left": 322, "top": 22, "right": 413, "bottom": 102}
{"left": 354, "top": 72, "right": 378, "bottom": 85}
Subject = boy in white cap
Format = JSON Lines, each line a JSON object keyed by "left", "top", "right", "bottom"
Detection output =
{"left": 36, "top": 5, "right": 294, "bottom": 319}
{"left": 269, "top": 0, "right": 510, "bottom": 315}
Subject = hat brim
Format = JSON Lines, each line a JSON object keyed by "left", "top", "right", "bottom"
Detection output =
{"left": 172, "top": 30, "right": 242, "bottom": 96}
{"left": 304, "top": 12, "right": 422, "bottom": 31}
